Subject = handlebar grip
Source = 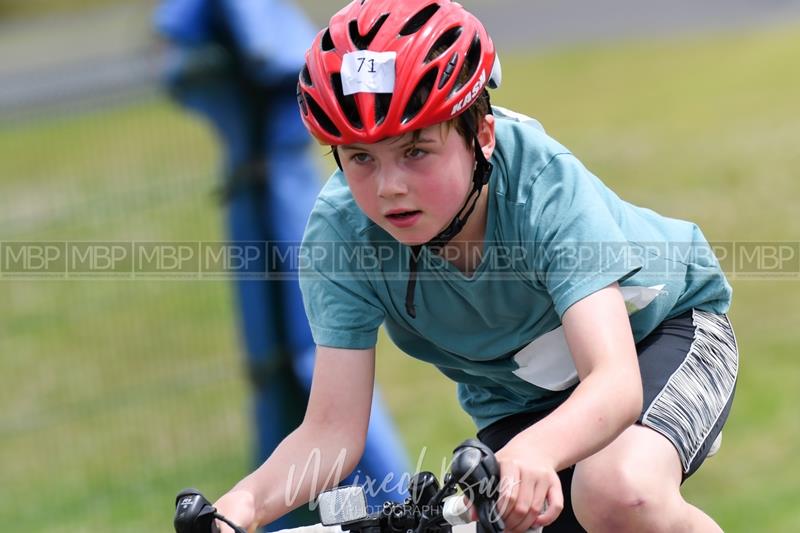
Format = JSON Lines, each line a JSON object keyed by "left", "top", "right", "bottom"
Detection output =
{"left": 450, "top": 440, "right": 504, "bottom": 533}
{"left": 450, "top": 439, "right": 500, "bottom": 495}
{"left": 174, "top": 489, "right": 220, "bottom": 533}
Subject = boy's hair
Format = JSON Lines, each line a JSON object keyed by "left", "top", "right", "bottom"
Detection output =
{"left": 456, "top": 90, "right": 492, "bottom": 141}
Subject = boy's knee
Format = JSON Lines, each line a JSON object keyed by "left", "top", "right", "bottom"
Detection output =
{"left": 571, "top": 460, "right": 678, "bottom": 533}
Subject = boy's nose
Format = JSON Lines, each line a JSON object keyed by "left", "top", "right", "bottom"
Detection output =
{"left": 377, "top": 167, "right": 408, "bottom": 198}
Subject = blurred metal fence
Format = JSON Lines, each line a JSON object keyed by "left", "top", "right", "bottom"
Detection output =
{"left": 0, "top": 3, "right": 252, "bottom": 530}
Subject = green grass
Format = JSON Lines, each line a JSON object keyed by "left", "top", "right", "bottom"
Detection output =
{"left": 2, "top": 22, "right": 799, "bottom": 531}
{"left": 0, "top": 97, "right": 248, "bottom": 530}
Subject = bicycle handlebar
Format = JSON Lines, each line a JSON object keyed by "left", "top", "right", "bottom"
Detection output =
{"left": 174, "top": 439, "right": 505, "bottom": 533}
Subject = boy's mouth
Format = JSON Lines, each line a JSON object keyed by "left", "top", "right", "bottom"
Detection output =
{"left": 386, "top": 210, "right": 421, "bottom": 220}
{"left": 385, "top": 210, "right": 422, "bottom": 228}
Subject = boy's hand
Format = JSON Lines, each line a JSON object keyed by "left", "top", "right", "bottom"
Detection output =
{"left": 494, "top": 444, "right": 564, "bottom": 532}
{"left": 213, "top": 490, "right": 258, "bottom": 533}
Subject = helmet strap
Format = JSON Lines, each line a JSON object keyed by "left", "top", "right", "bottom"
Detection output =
{"left": 332, "top": 147, "right": 343, "bottom": 171}
{"left": 405, "top": 102, "right": 494, "bottom": 318}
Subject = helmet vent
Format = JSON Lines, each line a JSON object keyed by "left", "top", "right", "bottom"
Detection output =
{"left": 349, "top": 13, "right": 389, "bottom": 50}
{"left": 452, "top": 33, "right": 481, "bottom": 94}
{"left": 305, "top": 93, "right": 342, "bottom": 138}
{"left": 331, "top": 73, "right": 363, "bottom": 130}
{"left": 300, "top": 64, "right": 312, "bottom": 86}
{"left": 296, "top": 84, "right": 308, "bottom": 116}
{"left": 399, "top": 4, "right": 441, "bottom": 36}
{"left": 374, "top": 93, "right": 393, "bottom": 126}
{"left": 402, "top": 67, "right": 439, "bottom": 124}
{"left": 321, "top": 28, "right": 335, "bottom": 51}
{"left": 425, "top": 26, "right": 462, "bottom": 62}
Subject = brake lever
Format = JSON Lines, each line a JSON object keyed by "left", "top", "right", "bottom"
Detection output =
{"left": 174, "top": 488, "right": 247, "bottom": 533}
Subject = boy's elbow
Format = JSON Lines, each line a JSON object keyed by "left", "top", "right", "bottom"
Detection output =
{"left": 345, "top": 438, "right": 367, "bottom": 474}
{"left": 330, "top": 435, "right": 367, "bottom": 487}
{"left": 339, "top": 426, "right": 367, "bottom": 469}
{"left": 301, "top": 417, "right": 368, "bottom": 475}
{"left": 604, "top": 369, "right": 643, "bottom": 428}
{"left": 596, "top": 365, "right": 643, "bottom": 428}
{"left": 623, "top": 379, "right": 644, "bottom": 426}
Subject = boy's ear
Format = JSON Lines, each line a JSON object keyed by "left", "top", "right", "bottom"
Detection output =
{"left": 478, "top": 114, "right": 496, "bottom": 160}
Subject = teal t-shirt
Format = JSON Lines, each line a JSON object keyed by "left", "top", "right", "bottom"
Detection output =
{"left": 299, "top": 107, "right": 732, "bottom": 430}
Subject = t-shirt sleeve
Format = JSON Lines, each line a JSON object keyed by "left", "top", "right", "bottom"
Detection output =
{"left": 527, "top": 153, "right": 644, "bottom": 317}
{"left": 299, "top": 204, "right": 385, "bottom": 349}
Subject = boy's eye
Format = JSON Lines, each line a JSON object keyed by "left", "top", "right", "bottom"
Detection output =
{"left": 406, "top": 147, "right": 427, "bottom": 159}
{"left": 350, "top": 152, "right": 373, "bottom": 164}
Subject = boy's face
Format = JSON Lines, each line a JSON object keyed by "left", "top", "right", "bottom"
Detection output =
{"left": 338, "top": 117, "right": 495, "bottom": 246}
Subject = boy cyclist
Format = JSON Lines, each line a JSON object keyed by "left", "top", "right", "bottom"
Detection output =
{"left": 212, "top": 1, "right": 738, "bottom": 531}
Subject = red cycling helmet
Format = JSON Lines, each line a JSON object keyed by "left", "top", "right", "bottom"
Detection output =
{"left": 297, "top": 0, "right": 501, "bottom": 145}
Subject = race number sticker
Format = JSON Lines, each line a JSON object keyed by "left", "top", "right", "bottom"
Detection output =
{"left": 340, "top": 51, "right": 396, "bottom": 95}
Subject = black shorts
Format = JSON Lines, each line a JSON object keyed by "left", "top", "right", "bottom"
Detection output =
{"left": 477, "top": 309, "right": 739, "bottom": 532}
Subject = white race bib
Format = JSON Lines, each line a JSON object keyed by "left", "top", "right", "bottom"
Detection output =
{"left": 340, "top": 51, "right": 396, "bottom": 96}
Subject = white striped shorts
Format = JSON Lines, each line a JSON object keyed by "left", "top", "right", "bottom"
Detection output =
{"left": 637, "top": 308, "right": 739, "bottom": 478}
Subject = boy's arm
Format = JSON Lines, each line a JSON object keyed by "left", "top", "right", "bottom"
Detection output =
{"left": 495, "top": 282, "right": 643, "bottom": 528}
{"left": 511, "top": 282, "right": 643, "bottom": 467}
{"left": 214, "top": 345, "right": 377, "bottom": 532}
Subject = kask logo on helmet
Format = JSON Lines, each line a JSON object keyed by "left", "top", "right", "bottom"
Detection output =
{"left": 450, "top": 69, "right": 487, "bottom": 117}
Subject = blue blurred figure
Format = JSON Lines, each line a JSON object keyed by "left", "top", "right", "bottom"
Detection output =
{"left": 154, "top": 1, "right": 409, "bottom": 528}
